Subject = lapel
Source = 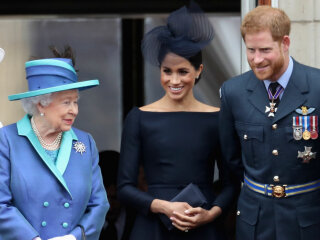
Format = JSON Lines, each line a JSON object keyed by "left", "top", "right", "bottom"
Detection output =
{"left": 17, "top": 115, "right": 78, "bottom": 198}
{"left": 56, "top": 128, "right": 77, "bottom": 176}
{"left": 272, "top": 60, "right": 308, "bottom": 123}
{"left": 246, "top": 72, "right": 270, "bottom": 116}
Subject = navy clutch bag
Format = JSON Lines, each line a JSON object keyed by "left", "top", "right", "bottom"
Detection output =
{"left": 159, "top": 183, "right": 208, "bottom": 231}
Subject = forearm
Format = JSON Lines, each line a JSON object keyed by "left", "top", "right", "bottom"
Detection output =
{"left": 207, "top": 205, "right": 222, "bottom": 222}
{"left": 150, "top": 199, "right": 169, "bottom": 214}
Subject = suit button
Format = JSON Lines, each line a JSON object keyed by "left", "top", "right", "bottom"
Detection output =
{"left": 244, "top": 134, "right": 248, "bottom": 140}
{"left": 272, "top": 149, "right": 278, "bottom": 156}
{"left": 43, "top": 202, "right": 49, "bottom": 207}
{"left": 236, "top": 211, "right": 240, "bottom": 216}
{"left": 273, "top": 176, "right": 280, "bottom": 182}
{"left": 62, "top": 222, "right": 68, "bottom": 228}
{"left": 64, "top": 203, "right": 70, "bottom": 208}
{"left": 272, "top": 124, "right": 277, "bottom": 130}
{"left": 41, "top": 221, "right": 47, "bottom": 227}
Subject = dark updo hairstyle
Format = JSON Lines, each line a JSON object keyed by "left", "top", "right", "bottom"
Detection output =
{"left": 186, "top": 51, "right": 202, "bottom": 84}
{"left": 141, "top": 1, "right": 213, "bottom": 85}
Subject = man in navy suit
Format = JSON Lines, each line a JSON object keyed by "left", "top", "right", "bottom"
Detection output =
{"left": 220, "top": 5, "right": 320, "bottom": 240}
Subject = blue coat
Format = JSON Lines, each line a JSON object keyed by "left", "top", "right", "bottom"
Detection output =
{"left": 220, "top": 60, "right": 320, "bottom": 240}
{"left": 0, "top": 115, "right": 109, "bottom": 240}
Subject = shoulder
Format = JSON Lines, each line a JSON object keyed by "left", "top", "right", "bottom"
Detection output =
{"left": 197, "top": 102, "right": 220, "bottom": 112}
{"left": 139, "top": 101, "right": 165, "bottom": 112}
{"left": 292, "top": 60, "right": 320, "bottom": 89}
{"left": 122, "top": 107, "right": 142, "bottom": 129}
{"left": 294, "top": 60, "right": 320, "bottom": 77}
{"left": 72, "top": 127, "right": 88, "bottom": 136}
{"left": 71, "top": 127, "right": 95, "bottom": 143}
{"left": 223, "top": 70, "right": 253, "bottom": 89}
{"left": 0, "top": 123, "right": 18, "bottom": 138}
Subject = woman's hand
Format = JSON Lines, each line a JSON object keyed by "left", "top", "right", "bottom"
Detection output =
{"left": 170, "top": 206, "right": 222, "bottom": 232}
{"left": 150, "top": 199, "right": 192, "bottom": 219}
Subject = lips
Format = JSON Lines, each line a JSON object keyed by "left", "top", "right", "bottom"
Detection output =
{"left": 169, "top": 86, "right": 184, "bottom": 93}
{"left": 255, "top": 65, "right": 269, "bottom": 72}
{"left": 63, "top": 119, "right": 74, "bottom": 125}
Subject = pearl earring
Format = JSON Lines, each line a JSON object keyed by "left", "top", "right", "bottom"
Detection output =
{"left": 40, "top": 113, "right": 44, "bottom": 117}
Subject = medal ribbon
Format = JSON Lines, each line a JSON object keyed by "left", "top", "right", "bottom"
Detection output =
{"left": 311, "top": 116, "right": 318, "bottom": 132}
{"left": 303, "top": 116, "right": 310, "bottom": 132}
{"left": 267, "top": 84, "right": 284, "bottom": 102}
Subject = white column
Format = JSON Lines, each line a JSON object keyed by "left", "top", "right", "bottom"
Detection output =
{"left": 241, "top": 0, "right": 256, "bottom": 73}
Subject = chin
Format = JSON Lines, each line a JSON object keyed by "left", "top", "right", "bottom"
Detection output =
{"left": 169, "top": 94, "right": 185, "bottom": 101}
{"left": 61, "top": 126, "right": 72, "bottom": 132}
{"left": 254, "top": 71, "right": 271, "bottom": 80}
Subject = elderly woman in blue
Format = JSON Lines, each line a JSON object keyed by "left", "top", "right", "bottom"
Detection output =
{"left": 0, "top": 47, "right": 109, "bottom": 240}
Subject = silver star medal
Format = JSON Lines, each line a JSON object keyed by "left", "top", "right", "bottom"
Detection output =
{"left": 73, "top": 141, "right": 86, "bottom": 155}
{"left": 265, "top": 102, "right": 277, "bottom": 117}
{"left": 297, "top": 146, "right": 316, "bottom": 163}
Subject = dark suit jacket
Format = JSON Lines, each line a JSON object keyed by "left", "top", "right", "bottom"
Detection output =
{"left": 219, "top": 59, "right": 320, "bottom": 240}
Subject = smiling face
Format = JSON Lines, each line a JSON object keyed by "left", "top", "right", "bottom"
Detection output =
{"left": 245, "top": 30, "right": 290, "bottom": 81}
{"left": 39, "top": 89, "right": 79, "bottom": 132}
{"left": 160, "top": 52, "right": 203, "bottom": 102}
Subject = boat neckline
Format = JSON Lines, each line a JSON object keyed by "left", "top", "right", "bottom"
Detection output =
{"left": 136, "top": 106, "right": 220, "bottom": 114}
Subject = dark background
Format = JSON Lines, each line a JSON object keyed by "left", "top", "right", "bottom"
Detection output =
{"left": 0, "top": 0, "right": 240, "bottom": 14}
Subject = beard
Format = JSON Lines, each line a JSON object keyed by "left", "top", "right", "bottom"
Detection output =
{"left": 250, "top": 54, "right": 285, "bottom": 81}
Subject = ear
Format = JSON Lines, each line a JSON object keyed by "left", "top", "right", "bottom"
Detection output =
{"left": 282, "top": 35, "right": 290, "bottom": 53}
{"left": 197, "top": 64, "right": 204, "bottom": 77}
{"left": 37, "top": 102, "right": 45, "bottom": 115}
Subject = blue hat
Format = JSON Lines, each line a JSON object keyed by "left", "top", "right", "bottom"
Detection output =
{"left": 8, "top": 58, "right": 99, "bottom": 101}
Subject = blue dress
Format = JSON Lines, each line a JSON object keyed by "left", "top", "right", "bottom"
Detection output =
{"left": 117, "top": 107, "right": 236, "bottom": 240}
{"left": 0, "top": 115, "right": 109, "bottom": 240}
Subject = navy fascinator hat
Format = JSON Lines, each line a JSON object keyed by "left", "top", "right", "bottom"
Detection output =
{"left": 141, "top": 1, "right": 214, "bottom": 66}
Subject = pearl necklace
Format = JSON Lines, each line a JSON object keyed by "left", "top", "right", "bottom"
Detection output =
{"left": 31, "top": 117, "right": 62, "bottom": 150}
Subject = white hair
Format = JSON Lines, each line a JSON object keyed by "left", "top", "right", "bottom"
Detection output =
{"left": 21, "top": 93, "right": 53, "bottom": 116}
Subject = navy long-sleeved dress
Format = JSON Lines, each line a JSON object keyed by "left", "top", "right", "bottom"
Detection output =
{"left": 118, "top": 107, "right": 235, "bottom": 240}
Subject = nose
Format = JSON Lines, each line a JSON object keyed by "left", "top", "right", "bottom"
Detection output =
{"left": 69, "top": 102, "right": 78, "bottom": 116}
{"left": 170, "top": 73, "right": 181, "bottom": 85}
{"left": 253, "top": 52, "right": 264, "bottom": 65}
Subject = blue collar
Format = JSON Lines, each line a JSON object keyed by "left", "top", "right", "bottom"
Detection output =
{"left": 17, "top": 114, "right": 78, "bottom": 197}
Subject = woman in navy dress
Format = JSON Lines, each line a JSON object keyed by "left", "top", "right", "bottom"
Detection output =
{"left": 117, "top": 3, "right": 237, "bottom": 240}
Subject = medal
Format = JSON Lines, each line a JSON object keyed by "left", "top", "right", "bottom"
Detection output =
{"left": 293, "top": 126, "right": 303, "bottom": 140}
{"left": 302, "top": 116, "right": 311, "bottom": 140}
{"left": 266, "top": 83, "right": 284, "bottom": 117}
{"left": 265, "top": 102, "right": 277, "bottom": 117}
{"left": 303, "top": 130, "right": 311, "bottom": 140}
{"left": 292, "top": 117, "right": 303, "bottom": 140}
{"left": 297, "top": 146, "right": 316, "bottom": 163}
{"left": 310, "top": 131, "right": 318, "bottom": 139}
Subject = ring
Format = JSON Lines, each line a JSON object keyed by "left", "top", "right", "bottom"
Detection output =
{"left": 184, "top": 227, "right": 189, "bottom": 233}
